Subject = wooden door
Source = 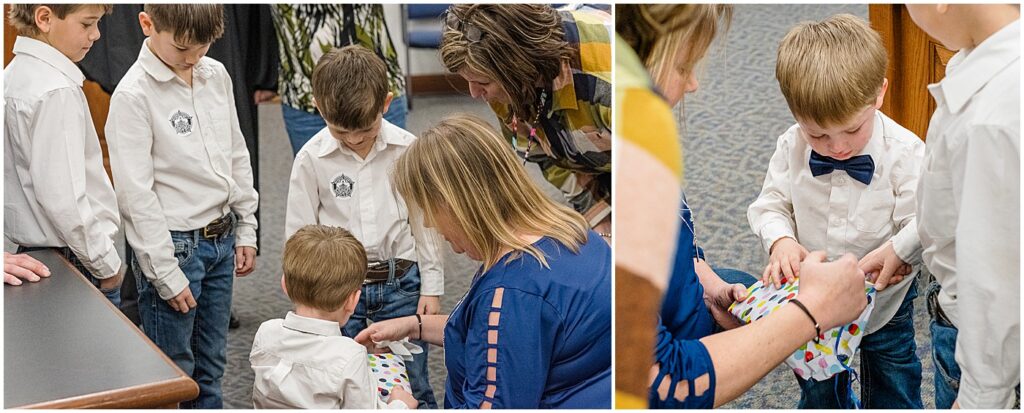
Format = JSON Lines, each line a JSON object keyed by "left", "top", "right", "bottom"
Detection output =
{"left": 870, "top": 4, "right": 955, "bottom": 141}
{"left": 4, "top": 5, "right": 114, "bottom": 178}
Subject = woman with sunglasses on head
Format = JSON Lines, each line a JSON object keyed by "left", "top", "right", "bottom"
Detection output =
{"left": 355, "top": 114, "right": 611, "bottom": 409}
{"left": 615, "top": 5, "right": 871, "bottom": 408}
{"left": 440, "top": 4, "right": 612, "bottom": 241}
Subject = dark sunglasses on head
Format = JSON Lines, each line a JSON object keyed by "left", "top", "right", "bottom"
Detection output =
{"left": 443, "top": 10, "right": 485, "bottom": 43}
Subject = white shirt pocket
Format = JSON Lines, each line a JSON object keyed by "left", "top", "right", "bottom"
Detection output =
{"left": 851, "top": 187, "right": 896, "bottom": 249}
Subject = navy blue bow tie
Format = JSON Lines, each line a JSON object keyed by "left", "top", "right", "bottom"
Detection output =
{"left": 809, "top": 151, "right": 875, "bottom": 185}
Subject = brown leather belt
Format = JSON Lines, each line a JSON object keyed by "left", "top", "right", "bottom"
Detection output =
{"left": 201, "top": 215, "right": 233, "bottom": 239}
{"left": 364, "top": 258, "right": 415, "bottom": 283}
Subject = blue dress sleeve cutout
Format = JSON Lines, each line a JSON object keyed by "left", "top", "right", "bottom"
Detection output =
{"left": 649, "top": 318, "right": 717, "bottom": 408}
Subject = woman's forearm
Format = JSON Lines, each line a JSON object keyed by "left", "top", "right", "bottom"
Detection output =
{"left": 700, "top": 304, "right": 817, "bottom": 407}
{"left": 413, "top": 314, "right": 448, "bottom": 346}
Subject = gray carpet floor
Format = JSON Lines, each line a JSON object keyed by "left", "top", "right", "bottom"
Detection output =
{"left": 221, "top": 95, "right": 564, "bottom": 408}
{"left": 680, "top": 4, "right": 938, "bottom": 409}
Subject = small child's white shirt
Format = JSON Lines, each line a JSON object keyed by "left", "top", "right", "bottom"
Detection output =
{"left": 249, "top": 312, "right": 408, "bottom": 409}
{"left": 3, "top": 36, "right": 122, "bottom": 279}
{"left": 748, "top": 111, "right": 924, "bottom": 333}
{"left": 918, "top": 19, "right": 1020, "bottom": 409}
{"left": 284, "top": 120, "right": 444, "bottom": 296}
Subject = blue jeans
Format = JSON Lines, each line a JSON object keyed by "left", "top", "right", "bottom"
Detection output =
{"left": 132, "top": 229, "right": 236, "bottom": 409}
{"left": 926, "top": 280, "right": 961, "bottom": 409}
{"left": 797, "top": 282, "right": 923, "bottom": 409}
{"left": 281, "top": 95, "right": 409, "bottom": 156}
{"left": 16, "top": 245, "right": 121, "bottom": 307}
{"left": 341, "top": 261, "right": 437, "bottom": 409}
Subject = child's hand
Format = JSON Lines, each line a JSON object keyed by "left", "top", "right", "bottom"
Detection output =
{"left": 389, "top": 387, "right": 418, "bottom": 409}
{"left": 418, "top": 295, "right": 440, "bottom": 315}
{"left": 167, "top": 286, "right": 197, "bottom": 314}
{"left": 858, "top": 241, "right": 911, "bottom": 291}
{"left": 235, "top": 246, "right": 256, "bottom": 276}
{"left": 763, "top": 237, "right": 808, "bottom": 288}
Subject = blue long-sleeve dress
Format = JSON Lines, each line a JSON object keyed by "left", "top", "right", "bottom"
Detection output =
{"left": 443, "top": 230, "right": 612, "bottom": 408}
{"left": 649, "top": 195, "right": 718, "bottom": 408}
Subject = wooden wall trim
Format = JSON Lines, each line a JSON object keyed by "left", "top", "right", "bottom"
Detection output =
{"left": 409, "top": 73, "right": 469, "bottom": 96}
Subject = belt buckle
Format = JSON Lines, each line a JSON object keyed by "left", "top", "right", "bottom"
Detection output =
{"left": 203, "top": 225, "right": 213, "bottom": 239}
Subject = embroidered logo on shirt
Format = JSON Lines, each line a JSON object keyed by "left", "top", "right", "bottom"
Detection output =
{"left": 331, "top": 174, "right": 355, "bottom": 198}
{"left": 169, "top": 110, "right": 193, "bottom": 136}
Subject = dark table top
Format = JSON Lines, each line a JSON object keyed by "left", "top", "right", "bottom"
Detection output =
{"left": 4, "top": 249, "right": 197, "bottom": 408}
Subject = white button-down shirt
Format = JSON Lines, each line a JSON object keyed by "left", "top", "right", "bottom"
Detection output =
{"left": 915, "top": 20, "right": 1020, "bottom": 409}
{"left": 285, "top": 121, "right": 444, "bottom": 296}
{"left": 748, "top": 111, "right": 924, "bottom": 333}
{"left": 4, "top": 36, "right": 121, "bottom": 279}
{"left": 249, "top": 312, "right": 408, "bottom": 409}
{"left": 105, "top": 39, "right": 259, "bottom": 300}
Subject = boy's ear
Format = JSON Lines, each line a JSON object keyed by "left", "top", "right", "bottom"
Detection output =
{"left": 381, "top": 92, "right": 394, "bottom": 115}
{"left": 280, "top": 274, "right": 288, "bottom": 298}
{"left": 34, "top": 6, "right": 54, "bottom": 34}
{"left": 344, "top": 289, "right": 361, "bottom": 313}
{"left": 874, "top": 78, "right": 889, "bottom": 109}
{"left": 138, "top": 12, "right": 155, "bottom": 36}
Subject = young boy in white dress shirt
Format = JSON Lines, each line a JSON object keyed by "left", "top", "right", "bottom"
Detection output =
{"left": 4, "top": 4, "right": 124, "bottom": 300}
{"left": 746, "top": 14, "right": 925, "bottom": 408}
{"left": 284, "top": 45, "right": 443, "bottom": 408}
{"left": 250, "top": 225, "right": 416, "bottom": 409}
{"left": 103, "top": 5, "right": 259, "bottom": 408}
{"left": 862, "top": 5, "right": 1020, "bottom": 409}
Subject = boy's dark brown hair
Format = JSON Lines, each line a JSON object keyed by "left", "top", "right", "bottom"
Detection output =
{"left": 283, "top": 225, "right": 367, "bottom": 312}
{"left": 312, "top": 45, "right": 390, "bottom": 130}
{"left": 143, "top": 4, "right": 224, "bottom": 45}
{"left": 7, "top": 4, "right": 113, "bottom": 37}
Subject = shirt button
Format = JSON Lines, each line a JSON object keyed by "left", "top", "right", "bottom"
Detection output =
{"left": 836, "top": 176, "right": 847, "bottom": 185}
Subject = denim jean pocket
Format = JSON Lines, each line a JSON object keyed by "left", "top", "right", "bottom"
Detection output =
{"left": 395, "top": 266, "right": 421, "bottom": 298}
{"left": 172, "top": 235, "right": 195, "bottom": 267}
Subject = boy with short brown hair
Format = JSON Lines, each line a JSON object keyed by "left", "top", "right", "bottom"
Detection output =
{"left": 4, "top": 4, "right": 123, "bottom": 299}
{"left": 747, "top": 13, "right": 925, "bottom": 408}
{"left": 104, "top": 4, "right": 259, "bottom": 408}
{"left": 285, "top": 45, "right": 443, "bottom": 408}
{"left": 250, "top": 225, "right": 417, "bottom": 409}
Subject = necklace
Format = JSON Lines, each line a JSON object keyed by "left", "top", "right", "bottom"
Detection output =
{"left": 509, "top": 89, "right": 548, "bottom": 164}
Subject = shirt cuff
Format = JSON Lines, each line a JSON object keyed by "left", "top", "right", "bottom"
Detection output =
{"left": 759, "top": 220, "right": 796, "bottom": 254}
{"left": 152, "top": 268, "right": 190, "bottom": 301}
{"left": 386, "top": 399, "right": 409, "bottom": 409}
{"left": 235, "top": 224, "right": 258, "bottom": 251}
{"left": 88, "top": 247, "right": 123, "bottom": 279}
{"left": 891, "top": 224, "right": 922, "bottom": 266}
{"left": 957, "top": 374, "right": 1017, "bottom": 409}
{"left": 419, "top": 268, "right": 445, "bottom": 296}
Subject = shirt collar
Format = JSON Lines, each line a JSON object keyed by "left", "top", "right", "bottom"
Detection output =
{"left": 282, "top": 311, "right": 343, "bottom": 337}
{"left": 12, "top": 36, "right": 85, "bottom": 86}
{"left": 929, "top": 19, "right": 1020, "bottom": 114}
{"left": 316, "top": 118, "right": 410, "bottom": 158}
{"left": 550, "top": 60, "right": 579, "bottom": 113}
{"left": 137, "top": 38, "right": 215, "bottom": 84}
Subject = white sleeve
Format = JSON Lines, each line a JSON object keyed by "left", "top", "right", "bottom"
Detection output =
{"left": 106, "top": 91, "right": 189, "bottom": 300}
{"left": 28, "top": 89, "right": 122, "bottom": 278}
{"left": 890, "top": 140, "right": 925, "bottom": 265}
{"left": 953, "top": 124, "right": 1020, "bottom": 409}
{"left": 223, "top": 72, "right": 260, "bottom": 249}
{"left": 411, "top": 208, "right": 445, "bottom": 296}
{"left": 284, "top": 150, "right": 321, "bottom": 241}
{"left": 747, "top": 132, "right": 798, "bottom": 253}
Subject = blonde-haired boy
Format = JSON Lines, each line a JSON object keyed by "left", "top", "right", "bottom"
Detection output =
{"left": 284, "top": 45, "right": 443, "bottom": 408}
{"left": 862, "top": 5, "right": 1020, "bottom": 409}
{"left": 250, "top": 225, "right": 416, "bottom": 409}
{"left": 747, "top": 14, "right": 924, "bottom": 408}
{"left": 4, "top": 4, "right": 124, "bottom": 298}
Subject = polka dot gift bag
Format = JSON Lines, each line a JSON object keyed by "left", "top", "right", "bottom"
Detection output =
{"left": 368, "top": 353, "right": 413, "bottom": 402}
{"left": 728, "top": 278, "right": 876, "bottom": 381}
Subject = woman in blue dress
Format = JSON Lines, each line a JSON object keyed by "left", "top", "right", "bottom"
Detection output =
{"left": 355, "top": 114, "right": 611, "bottom": 408}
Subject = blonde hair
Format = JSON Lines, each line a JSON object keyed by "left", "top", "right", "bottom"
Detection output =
{"left": 440, "top": 4, "right": 574, "bottom": 123}
{"left": 8, "top": 4, "right": 113, "bottom": 37}
{"left": 776, "top": 14, "right": 887, "bottom": 127}
{"left": 312, "top": 45, "right": 389, "bottom": 130}
{"left": 392, "top": 114, "right": 589, "bottom": 270}
{"left": 283, "top": 225, "right": 367, "bottom": 312}
{"left": 617, "top": 5, "right": 732, "bottom": 90}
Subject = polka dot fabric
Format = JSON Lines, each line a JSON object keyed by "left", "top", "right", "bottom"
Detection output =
{"left": 728, "top": 278, "right": 876, "bottom": 381}
{"left": 368, "top": 353, "right": 413, "bottom": 402}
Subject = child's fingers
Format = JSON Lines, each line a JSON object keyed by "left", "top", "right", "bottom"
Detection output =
{"left": 780, "top": 259, "right": 796, "bottom": 286}
{"left": 789, "top": 255, "right": 802, "bottom": 277}
{"left": 761, "top": 263, "right": 772, "bottom": 285}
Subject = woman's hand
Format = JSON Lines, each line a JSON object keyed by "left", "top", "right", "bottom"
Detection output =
{"left": 795, "top": 251, "right": 868, "bottom": 331}
{"left": 354, "top": 316, "right": 417, "bottom": 351}
{"left": 4, "top": 252, "right": 51, "bottom": 285}
{"left": 704, "top": 281, "right": 749, "bottom": 330}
